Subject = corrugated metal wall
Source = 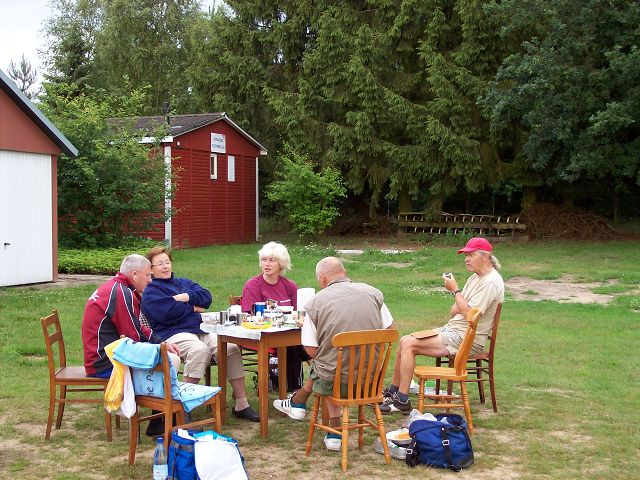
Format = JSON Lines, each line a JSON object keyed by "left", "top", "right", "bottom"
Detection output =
{"left": 0, "top": 150, "right": 53, "bottom": 286}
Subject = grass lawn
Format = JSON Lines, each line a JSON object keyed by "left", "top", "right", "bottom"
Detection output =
{"left": 0, "top": 239, "right": 638, "bottom": 479}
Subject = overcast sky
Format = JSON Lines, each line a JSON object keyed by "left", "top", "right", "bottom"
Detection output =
{"left": 0, "top": 0, "right": 52, "bottom": 79}
{"left": 0, "top": 1, "right": 220, "bottom": 84}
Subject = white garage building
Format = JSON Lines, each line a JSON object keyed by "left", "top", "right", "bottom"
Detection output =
{"left": 0, "top": 69, "right": 77, "bottom": 287}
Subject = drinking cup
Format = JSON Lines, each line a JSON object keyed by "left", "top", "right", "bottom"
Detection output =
{"left": 253, "top": 302, "right": 267, "bottom": 316}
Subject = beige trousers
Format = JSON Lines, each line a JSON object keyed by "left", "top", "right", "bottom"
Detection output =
{"left": 166, "top": 332, "right": 245, "bottom": 380}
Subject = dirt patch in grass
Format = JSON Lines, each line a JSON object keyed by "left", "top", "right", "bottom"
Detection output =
{"left": 505, "top": 275, "right": 631, "bottom": 304}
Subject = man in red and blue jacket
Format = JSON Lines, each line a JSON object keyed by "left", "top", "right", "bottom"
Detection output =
{"left": 82, "top": 254, "right": 179, "bottom": 378}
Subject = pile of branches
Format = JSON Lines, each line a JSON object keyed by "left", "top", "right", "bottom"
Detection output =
{"left": 521, "top": 203, "right": 622, "bottom": 240}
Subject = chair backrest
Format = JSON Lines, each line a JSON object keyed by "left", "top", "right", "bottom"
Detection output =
{"left": 228, "top": 295, "right": 242, "bottom": 306}
{"left": 486, "top": 304, "right": 502, "bottom": 359}
{"left": 41, "top": 310, "right": 66, "bottom": 377}
{"left": 453, "top": 308, "right": 481, "bottom": 375}
{"left": 489, "top": 303, "right": 502, "bottom": 357}
{"left": 136, "top": 342, "right": 175, "bottom": 410}
{"left": 331, "top": 329, "right": 399, "bottom": 401}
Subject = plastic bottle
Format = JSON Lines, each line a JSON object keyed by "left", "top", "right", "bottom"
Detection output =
{"left": 153, "top": 437, "right": 168, "bottom": 480}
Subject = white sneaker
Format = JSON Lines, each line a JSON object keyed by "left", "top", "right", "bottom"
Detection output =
{"left": 273, "top": 398, "right": 306, "bottom": 420}
{"left": 324, "top": 434, "right": 342, "bottom": 451}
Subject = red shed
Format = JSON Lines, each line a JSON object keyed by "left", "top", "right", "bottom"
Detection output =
{"left": 137, "top": 113, "right": 267, "bottom": 248}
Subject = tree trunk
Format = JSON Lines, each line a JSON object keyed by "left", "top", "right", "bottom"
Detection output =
{"left": 521, "top": 186, "right": 537, "bottom": 211}
{"left": 398, "top": 189, "right": 412, "bottom": 213}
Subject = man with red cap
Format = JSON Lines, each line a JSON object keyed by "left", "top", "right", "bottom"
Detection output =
{"left": 380, "top": 237, "right": 504, "bottom": 414}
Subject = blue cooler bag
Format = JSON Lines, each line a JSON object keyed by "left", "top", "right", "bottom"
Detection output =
{"left": 168, "top": 430, "right": 248, "bottom": 480}
{"left": 406, "top": 413, "right": 474, "bottom": 471}
{"left": 168, "top": 431, "right": 199, "bottom": 480}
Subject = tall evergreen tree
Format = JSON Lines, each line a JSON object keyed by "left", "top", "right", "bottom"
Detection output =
{"left": 7, "top": 55, "right": 40, "bottom": 99}
{"left": 262, "top": 0, "right": 506, "bottom": 215}
{"left": 42, "top": 0, "right": 102, "bottom": 92}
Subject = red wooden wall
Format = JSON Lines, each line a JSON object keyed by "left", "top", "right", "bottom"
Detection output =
{"left": 147, "top": 119, "right": 260, "bottom": 248}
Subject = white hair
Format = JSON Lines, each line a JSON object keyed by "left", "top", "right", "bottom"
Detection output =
{"left": 478, "top": 250, "right": 501, "bottom": 270}
{"left": 258, "top": 241, "right": 292, "bottom": 273}
{"left": 119, "top": 254, "right": 151, "bottom": 274}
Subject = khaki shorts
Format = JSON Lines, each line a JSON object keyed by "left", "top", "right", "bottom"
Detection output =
{"left": 309, "top": 365, "right": 349, "bottom": 397}
{"left": 435, "top": 326, "right": 483, "bottom": 355}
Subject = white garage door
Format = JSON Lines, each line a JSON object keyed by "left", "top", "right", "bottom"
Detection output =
{"left": 0, "top": 150, "right": 53, "bottom": 286}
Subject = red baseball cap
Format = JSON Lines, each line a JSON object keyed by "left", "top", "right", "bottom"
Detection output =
{"left": 457, "top": 237, "right": 493, "bottom": 254}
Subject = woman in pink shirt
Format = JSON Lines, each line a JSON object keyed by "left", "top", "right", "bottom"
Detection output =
{"left": 242, "top": 241, "right": 309, "bottom": 391}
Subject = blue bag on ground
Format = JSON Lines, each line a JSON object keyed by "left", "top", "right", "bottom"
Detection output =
{"left": 168, "top": 430, "right": 199, "bottom": 480}
{"left": 168, "top": 429, "right": 248, "bottom": 480}
{"left": 405, "top": 413, "right": 474, "bottom": 471}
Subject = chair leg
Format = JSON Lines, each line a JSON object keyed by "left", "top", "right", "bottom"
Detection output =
{"left": 205, "top": 364, "right": 211, "bottom": 386}
{"left": 341, "top": 406, "right": 349, "bottom": 472}
{"left": 212, "top": 397, "right": 221, "bottom": 433}
{"left": 305, "top": 396, "right": 321, "bottom": 456}
{"left": 105, "top": 412, "right": 113, "bottom": 442}
{"left": 163, "top": 410, "right": 172, "bottom": 452}
{"left": 416, "top": 378, "right": 425, "bottom": 413}
{"left": 45, "top": 382, "right": 56, "bottom": 439}
{"left": 56, "top": 385, "right": 67, "bottom": 429}
{"left": 374, "top": 404, "right": 391, "bottom": 466}
{"left": 489, "top": 362, "right": 498, "bottom": 413}
{"left": 357, "top": 405, "right": 364, "bottom": 449}
{"left": 460, "top": 381, "right": 473, "bottom": 435}
{"left": 128, "top": 410, "right": 140, "bottom": 465}
{"left": 476, "top": 360, "right": 486, "bottom": 404}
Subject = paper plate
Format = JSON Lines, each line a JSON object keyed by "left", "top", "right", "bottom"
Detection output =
{"left": 241, "top": 322, "right": 272, "bottom": 330}
{"left": 386, "top": 429, "right": 411, "bottom": 446}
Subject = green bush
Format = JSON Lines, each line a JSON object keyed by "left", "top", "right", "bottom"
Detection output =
{"left": 59, "top": 243, "right": 156, "bottom": 274}
{"left": 267, "top": 146, "right": 346, "bottom": 236}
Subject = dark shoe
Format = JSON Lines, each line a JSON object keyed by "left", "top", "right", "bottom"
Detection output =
{"left": 145, "top": 416, "right": 165, "bottom": 437}
{"left": 382, "top": 385, "right": 394, "bottom": 398}
{"left": 232, "top": 406, "right": 260, "bottom": 422}
{"left": 379, "top": 392, "right": 412, "bottom": 415}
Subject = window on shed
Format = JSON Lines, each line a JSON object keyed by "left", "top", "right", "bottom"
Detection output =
{"left": 228, "top": 155, "right": 235, "bottom": 182}
{"left": 210, "top": 154, "right": 217, "bottom": 180}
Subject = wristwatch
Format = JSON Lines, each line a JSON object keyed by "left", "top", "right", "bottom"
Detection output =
{"left": 452, "top": 289, "right": 462, "bottom": 297}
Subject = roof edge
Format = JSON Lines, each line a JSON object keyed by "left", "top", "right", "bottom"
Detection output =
{"left": 0, "top": 69, "right": 78, "bottom": 157}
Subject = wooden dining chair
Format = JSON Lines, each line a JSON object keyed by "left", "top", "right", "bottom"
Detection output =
{"left": 435, "top": 304, "right": 502, "bottom": 412}
{"left": 41, "top": 309, "right": 115, "bottom": 441}
{"left": 129, "top": 342, "right": 222, "bottom": 464}
{"left": 413, "top": 308, "right": 481, "bottom": 434}
{"left": 305, "top": 329, "right": 399, "bottom": 472}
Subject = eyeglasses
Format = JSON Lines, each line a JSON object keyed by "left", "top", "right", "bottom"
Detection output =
{"left": 152, "top": 260, "right": 172, "bottom": 267}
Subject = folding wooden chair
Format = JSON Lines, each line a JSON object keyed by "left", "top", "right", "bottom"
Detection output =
{"left": 41, "top": 310, "right": 116, "bottom": 441}
{"left": 305, "top": 329, "right": 399, "bottom": 472}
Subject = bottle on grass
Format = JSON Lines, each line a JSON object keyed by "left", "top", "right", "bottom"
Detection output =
{"left": 153, "top": 437, "right": 168, "bottom": 480}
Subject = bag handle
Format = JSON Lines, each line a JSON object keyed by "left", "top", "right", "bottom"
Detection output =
{"left": 405, "top": 438, "right": 420, "bottom": 468}
{"left": 440, "top": 427, "right": 462, "bottom": 472}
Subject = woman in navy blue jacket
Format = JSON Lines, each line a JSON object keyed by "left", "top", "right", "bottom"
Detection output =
{"left": 141, "top": 246, "right": 259, "bottom": 422}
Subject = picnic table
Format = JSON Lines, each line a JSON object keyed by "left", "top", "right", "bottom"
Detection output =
{"left": 200, "top": 323, "right": 302, "bottom": 438}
